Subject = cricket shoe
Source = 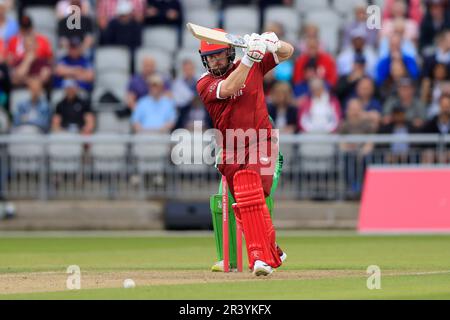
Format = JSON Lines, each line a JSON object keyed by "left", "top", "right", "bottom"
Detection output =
{"left": 211, "top": 260, "right": 237, "bottom": 272}
{"left": 253, "top": 260, "right": 273, "bottom": 276}
{"left": 276, "top": 244, "right": 287, "bottom": 264}
{"left": 211, "top": 260, "right": 225, "bottom": 272}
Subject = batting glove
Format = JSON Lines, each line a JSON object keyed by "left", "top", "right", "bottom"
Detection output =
{"left": 261, "top": 32, "right": 281, "bottom": 53}
{"left": 243, "top": 33, "right": 266, "bottom": 63}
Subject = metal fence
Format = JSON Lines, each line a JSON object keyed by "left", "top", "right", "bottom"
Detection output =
{"left": 0, "top": 132, "right": 449, "bottom": 201}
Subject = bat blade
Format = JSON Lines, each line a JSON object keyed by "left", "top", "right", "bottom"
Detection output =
{"left": 186, "top": 23, "right": 247, "bottom": 48}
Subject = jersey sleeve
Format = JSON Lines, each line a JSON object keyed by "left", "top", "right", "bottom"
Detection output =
{"left": 259, "top": 52, "right": 279, "bottom": 75}
{"left": 196, "top": 74, "right": 227, "bottom": 105}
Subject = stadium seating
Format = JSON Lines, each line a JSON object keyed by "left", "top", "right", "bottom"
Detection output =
{"left": 305, "top": 10, "right": 343, "bottom": 54}
{"left": 91, "top": 134, "right": 128, "bottom": 173}
{"left": 295, "top": 0, "right": 330, "bottom": 14}
{"left": 263, "top": 6, "right": 301, "bottom": 35}
{"left": 95, "top": 46, "right": 131, "bottom": 74}
{"left": 185, "top": 8, "right": 219, "bottom": 28}
{"left": 223, "top": 6, "right": 259, "bottom": 35}
{"left": 48, "top": 132, "right": 84, "bottom": 173}
{"left": 143, "top": 26, "right": 178, "bottom": 53}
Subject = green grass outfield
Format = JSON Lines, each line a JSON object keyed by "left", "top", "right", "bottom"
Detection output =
{"left": 0, "top": 231, "right": 449, "bottom": 299}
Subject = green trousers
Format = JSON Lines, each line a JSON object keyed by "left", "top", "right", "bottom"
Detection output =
{"left": 209, "top": 153, "right": 283, "bottom": 268}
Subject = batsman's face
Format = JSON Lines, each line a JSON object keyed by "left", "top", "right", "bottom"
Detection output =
{"left": 206, "top": 50, "right": 229, "bottom": 72}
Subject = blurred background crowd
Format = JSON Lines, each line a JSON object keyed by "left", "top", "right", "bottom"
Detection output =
{"left": 0, "top": 0, "right": 449, "bottom": 154}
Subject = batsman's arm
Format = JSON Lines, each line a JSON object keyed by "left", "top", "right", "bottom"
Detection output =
{"left": 218, "top": 62, "right": 252, "bottom": 98}
{"left": 276, "top": 41, "right": 294, "bottom": 63}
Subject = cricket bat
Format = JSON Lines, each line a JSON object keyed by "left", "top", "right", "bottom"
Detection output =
{"left": 186, "top": 23, "right": 248, "bottom": 48}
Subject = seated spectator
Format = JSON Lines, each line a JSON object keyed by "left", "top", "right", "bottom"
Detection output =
{"left": 120, "top": 55, "right": 170, "bottom": 117}
{"left": 293, "top": 37, "right": 337, "bottom": 98}
{"left": 421, "top": 93, "right": 450, "bottom": 163}
{"left": 422, "top": 30, "right": 450, "bottom": 77}
{"left": 131, "top": 74, "right": 176, "bottom": 133}
{"left": 338, "top": 98, "right": 375, "bottom": 196}
{"left": 104, "top": 1, "right": 142, "bottom": 54}
{"left": 337, "top": 27, "right": 378, "bottom": 79}
{"left": 6, "top": 15, "right": 53, "bottom": 67}
{"left": 0, "top": 41, "right": 10, "bottom": 113}
{"left": 10, "top": 33, "right": 52, "bottom": 88}
{"left": 57, "top": 0, "right": 94, "bottom": 55}
{"left": 56, "top": 0, "right": 91, "bottom": 19}
{"left": 296, "top": 23, "right": 325, "bottom": 54}
{"left": 13, "top": 78, "right": 51, "bottom": 132}
{"left": 336, "top": 54, "right": 367, "bottom": 105}
{"left": 379, "top": 18, "right": 418, "bottom": 59}
{"left": 97, "top": 0, "right": 145, "bottom": 44}
{"left": 298, "top": 78, "right": 341, "bottom": 133}
{"left": 54, "top": 36, "right": 94, "bottom": 91}
{"left": 383, "top": 0, "right": 423, "bottom": 24}
{"left": 267, "top": 81, "right": 298, "bottom": 134}
{"left": 172, "top": 59, "right": 200, "bottom": 129}
{"left": 376, "top": 34, "right": 419, "bottom": 91}
{"left": 419, "top": 0, "right": 450, "bottom": 53}
{"left": 425, "top": 73, "right": 450, "bottom": 120}
{"left": 342, "top": 2, "right": 378, "bottom": 49}
{"left": 382, "top": 77, "right": 426, "bottom": 129}
{"left": 52, "top": 79, "right": 95, "bottom": 135}
{"left": 379, "top": 106, "right": 416, "bottom": 164}
{"left": 353, "top": 76, "right": 382, "bottom": 130}
{"left": 144, "top": 0, "right": 182, "bottom": 28}
{"left": 0, "top": 0, "right": 19, "bottom": 43}
{"left": 380, "top": 0, "right": 419, "bottom": 43}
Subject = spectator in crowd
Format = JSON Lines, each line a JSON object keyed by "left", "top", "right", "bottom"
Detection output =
{"left": 293, "top": 36, "right": 337, "bottom": 98}
{"left": 13, "top": 78, "right": 51, "bottom": 132}
{"left": 131, "top": 74, "right": 176, "bottom": 133}
{"left": 54, "top": 36, "right": 94, "bottom": 91}
{"left": 336, "top": 54, "right": 367, "bottom": 105}
{"left": 172, "top": 59, "right": 201, "bottom": 129}
{"left": 382, "top": 77, "right": 426, "bottom": 129}
{"left": 378, "top": 106, "right": 416, "bottom": 164}
{"left": 383, "top": 0, "right": 423, "bottom": 24}
{"left": 10, "top": 32, "right": 52, "bottom": 87}
{"left": 380, "top": 0, "right": 419, "bottom": 44}
{"left": 0, "top": 40, "right": 11, "bottom": 113}
{"left": 421, "top": 93, "right": 450, "bottom": 163}
{"left": 338, "top": 98, "right": 375, "bottom": 197}
{"left": 97, "top": 0, "right": 145, "bottom": 44}
{"left": 104, "top": 0, "right": 142, "bottom": 54}
{"left": 144, "top": 0, "right": 182, "bottom": 28}
{"left": 6, "top": 15, "right": 53, "bottom": 67}
{"left": 419, "top": 0, "right": 450, "bottom": 52}
{"left": 52, "top": 79, "right": 95, "bottom": 135}
{"left": 57, "top": 0, "right": 94, "bottom": 55}
{"left": 353, "top": 76, "right": 382, "bottom": 130}
{"left": 337, "top": 27, "right": 378, "bottom": 79}
{"left": 267, "top": 81, "right": 298, "bottom": 134}
{"left": 296, "top": 23, "right": 325, "bottom": 54}
{"left": 297, "top": 77, "right": 341, "bottom": 133}
{"left": 421, "top": 30, "right": 450, "bottom": 77}
{"left": 0, "top": 0, "right": 18, "bottom": 43}
{"left": 56, "top": 0, "right": 91, "bottom": 19}
{"left": 379, "top": 18, "right": 418, "bottom": 59}
{"left": 121, "top": 55, "right": 171, "bottom": 117}
{"left": 422, "top": 64, "right": 450, "bottom": 119}
{"left": 342, "top": 2, "right": 378, "bottom": 49}
{"left": 376, "top": 34, "right": 419, "bottom": 92}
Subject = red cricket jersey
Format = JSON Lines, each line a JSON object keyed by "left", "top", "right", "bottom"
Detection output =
{"left": 197, "top": 52, "right": 279, "bottom": 150}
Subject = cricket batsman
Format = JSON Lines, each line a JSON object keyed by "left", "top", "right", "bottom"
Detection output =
{"left": 196, "top": 30, "right": 294, "bottom": 276}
